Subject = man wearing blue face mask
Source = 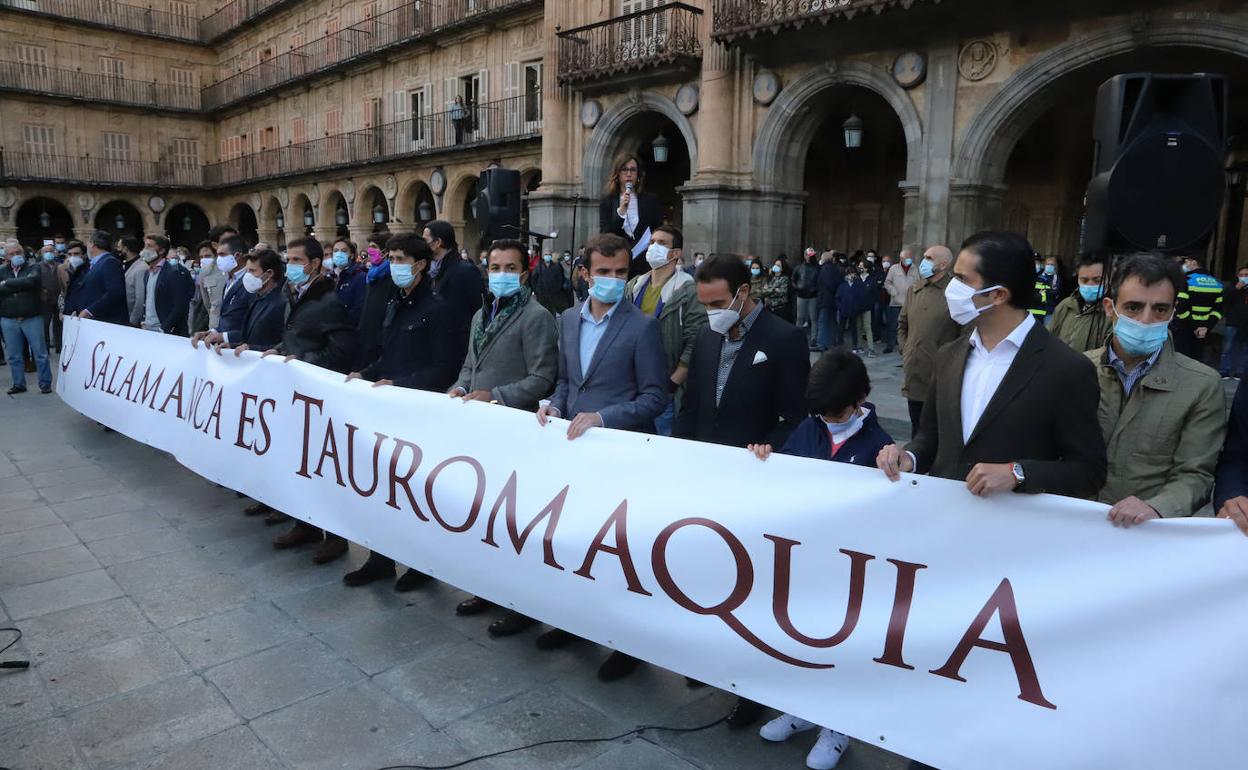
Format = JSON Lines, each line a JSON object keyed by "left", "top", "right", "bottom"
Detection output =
{"left": 897, "top": 245, "right": 961, "bottom": 434}
{"left": 330, "top": 238, "right": 367, "bottom": 326}
{"left": 1086, "top": 252, "right": 1225, "bottom": 527}
{"left": 447, "top": 238, "right": 557, "bottom": 633}
{"left": 1049, "top": 255, "right": 1109, "bottom": 352}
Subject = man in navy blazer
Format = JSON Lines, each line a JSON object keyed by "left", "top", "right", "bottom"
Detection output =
{"left": 536, "top": 233, "right": 668, "bottom": 438}
{"left": 533, "top": 233, "right": 667, "bottom": 682}
{"left": 130, "top": 234, "right": 194, "bottom": 336}
{"left": 1215, "top": 379, "right": 1248, "bottom": 534}
{"left": 73, "top": 231, "right": 128, "bottom": 325}
{"left": 206, "top": 249, "right": 288, "bottom": 352}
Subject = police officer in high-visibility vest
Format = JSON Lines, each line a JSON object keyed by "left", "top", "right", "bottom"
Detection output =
{"left": 1174, "top": 256, "right": 1223, "bottom": 362}
{"left": 1028, "top": 261, "right": 1050, "bottom": 322}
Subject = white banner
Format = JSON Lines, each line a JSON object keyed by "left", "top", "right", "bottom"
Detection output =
{"left": 55, "top": 317, "right": 1248, "bottom": 770}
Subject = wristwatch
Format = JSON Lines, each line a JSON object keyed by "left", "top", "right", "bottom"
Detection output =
{"left": 1010, "top": 462, "right": 1025, "bottom": 489}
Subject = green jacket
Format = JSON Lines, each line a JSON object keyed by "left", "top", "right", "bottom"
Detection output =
{"left": 898, "top": 272, "right": 961, "bottom": 401}
{"left": 0, "top": 261, "right": 43, "bottom": 319}
{"left": 1085, "top": 339, "right": 1226, "bottom": 516}
{"left": 1049, "top": 294, "right": 1110, "bottom": 353}
{"left": 625, "top": 268, "right": 707, "bottom": 378}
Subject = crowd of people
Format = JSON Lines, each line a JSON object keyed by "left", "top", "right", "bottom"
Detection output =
{"left": 4, "top": 194, "right": 1248, "bottom": 769}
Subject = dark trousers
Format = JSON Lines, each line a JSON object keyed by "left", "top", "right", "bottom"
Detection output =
{"left": 291, "top": 520, "right": 345, "bottom": 545}
{"left": 908, "top": 399, "right": 924, "bottom": 437}
{"left": 42, "top": 305, "right": 61, "bottom": 353}
{"left": 885, "top": 305, "right": 901, "bottom": 350}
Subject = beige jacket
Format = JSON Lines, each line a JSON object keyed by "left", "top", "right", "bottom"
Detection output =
{"left": 884, "top": 262, "right": 919, "bottom": 308}
{"left": 898, "top": 272, "right": 961, "bottom": 401}
{"left": 1086, "top": 340, "right": 1225, "bottom": 516}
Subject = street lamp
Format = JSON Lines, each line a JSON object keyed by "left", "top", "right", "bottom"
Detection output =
{"left": 842, "top": 114, "right": 864, "bottom": 149}
{"left": 38, "top": 211, "right": 50, "bottom": 228}
{"left": 372, "top": 203, "right": 386, "bottom": 224}
{"left": 335, "top": 203, "right": 348, "bottom": 226}
{"left": 303, "top": 207, "right": 314, "bottom": 227}
{"left": 652, "top": 132, "right": 670, "bottom": 164}
{"left": 182, "top": 215, "right": 192, "bottom": 231}
{"left": 275, "top": 211, "right": 285, "bottom": 230}
{"left": 418, "top": 201, "right": 434, "bottom": 222}
{"left": 114, "top": 212, "right": 126, "bottom": 230}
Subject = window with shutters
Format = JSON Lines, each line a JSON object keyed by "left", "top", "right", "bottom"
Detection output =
{"left": 15, "top": 45, "right": 49, "bottom": 89}
{"left": 169, "top": 0, "right": 194, "bottom": 35}
{"left": 170, "top": 67, "right": 195, "bottom": 93}
{"left": 290, "top": 30, "right": 305, "bottom": 50}
{"left": 261, "top": 126, "right": 277, "bottom": 150}
{"left": 411, "top": 87, "right": 428, "bottom": 143}
{"left": 102, "top": 132, "right": 131, "bottom": 161}
{"left": 325, "top": 108, "right": 343, "bottom": 161}
{"left": 621, "top": 0, "right": 664, "bottom": 55}
{"left": 22, "top": 125, "right": 56, "bottom": 156}
{"left": 171, "top": 138, "right": 199, "bottom": 167}
{"left": 292, "top": 117, "right": 307, "bottom": 145}
{"left": 325, "top": 16, "right": 341, "bottom": 61}
{"left": 100, "top": 56, "right": 125, "bottom": 78}
{"left": 523, "top": 60, "right": 542, "bottom": 125}
{"left": 325, "top": 109, "right": 342, "bottom": 135}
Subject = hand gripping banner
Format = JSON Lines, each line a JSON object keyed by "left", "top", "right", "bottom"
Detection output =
{"left": 55, "top": 317, "right": 1248, "bottom": 769}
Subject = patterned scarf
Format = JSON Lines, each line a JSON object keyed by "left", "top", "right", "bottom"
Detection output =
{"left": 473, "top": 286, "right": 531, "bottom": 356}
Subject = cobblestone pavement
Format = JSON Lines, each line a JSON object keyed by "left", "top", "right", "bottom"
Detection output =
{"left": 0, "top": 351, "right": 912, "bottom": 770}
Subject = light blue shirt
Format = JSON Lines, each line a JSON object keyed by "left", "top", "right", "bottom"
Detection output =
{"left": 578, "top": 300, "right": 619, "bottom": 378}
{"left": 1107, "top": 342, "right": 1162, "bottom": 395}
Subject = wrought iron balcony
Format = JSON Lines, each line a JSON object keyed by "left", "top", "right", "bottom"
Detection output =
{"left": 199, "top": 0, "right": 303, "bottom": 43}
{"left": 710, "top": 0, "right": 938, "bottom": 43}
{"left": 0, "top": 61, "right": 201, "bottom": 112}
{"left": 0, "top": 0, "right": 199, "bottom": 43}
{"left": 203, "top": 0, "right": 539, "bottom": 112}
{"left": 203, "top": 93, "right": 541, "bottom": 187}
{"left": 556, "top": 2, "right": 702, "bottom": 86}
{"left": 0, "top": 151, "right": 202, "bottom": 189}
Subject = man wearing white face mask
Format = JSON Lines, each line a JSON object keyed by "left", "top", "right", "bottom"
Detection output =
{"left": 130, "top": 234, "right": 194, "bottom": 335}
{"left": 625, "top": 225, "right": 707, "bottom": 436}
{"left": 1085, "top": 252, "right": 1224, "bottom": 527}
{"left": 877, "top": 231, "right": 1106, "bottom": 504}
{"left": 192, "top": 235, "right": 250, "bottom": 348}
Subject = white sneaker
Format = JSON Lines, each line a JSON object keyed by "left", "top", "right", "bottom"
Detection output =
{"left": 806, "top": 728, "right": 849, "bottom": 770}
{"left": 759, "top": 713, "right": 817, "bottom": 742}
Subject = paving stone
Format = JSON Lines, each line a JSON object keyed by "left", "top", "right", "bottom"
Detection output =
{"left": 0, "top": 475, "right": 33, "bottom": 495}
{"left": 376, "top": 638, "right": 548, "bottom": 729}
{"left": 0, "top": 661, "right": 55, "bottom": 733}
{"left": 0, "top": 456, "right": 19, "bottom": 479}
{"left": 178, "top": 513, "right": 275, "bottom": 546}
{"left": 317, "top": 604, "right": 464, "bottom": 675}
{"left": 0, "top": 543, "right": 100, "bottom": 590}
{"left": 574, "top": 738, "right": 701, "bottom": 770}
{"left": 236, "top": 547, "right": 346, "bottom": 598}
{"left": 39, "top": 632, "right": 190, "bottom": 710}
{"left": 0, "top": 505, "right": 60, "bottom": 536}
{"left": 0, "top": 523, "right": 78, "bottom": 559}
{"left": 0, "top": 487, "right": 50, "bottom": 515}
{"left": 25, "top": 463, "right": 113, "bottom": 490}
{"left": 16, "top": 597, "right": 154, "bottom": 658}
{"left": 86, "top": 527, "right": 195, "bottom": 567}
{"left": 442, "top": 684, "right": 626, "bottom": 770}
{"left": 192, "top": 529, "right": 291, "bottom": 572}
{"left": 0, "top": 717, "right": 87, "bottom": 770}
{"left": 107, "top": 549, "right": 225, "bottom": 594}
{"left": 128, "top": 573, "right": 256, "bottom": 628}
{"left": 127, "top": 724, "right": 286, "bottom": 770}
{"left": 0, "top": 569, "right": 124, "bottom": 620}
{"left": 52, "top": 492, "right": 149, "bottom": 523}
{"left": 69, "top": 509, "right": 168, "bottom": 542}
{"left": 272, "top": 579, "right": 412, "bottom": 633}
{"left": 65, "top": 675, "right": 239, "bottom": 768}
{"left": 165, "top": 600, "right": 305, "bottom": 669}
{"left": 37, "top": 477, "right": 128, "bottom": 505}
{"left": 204, "top": 636, "right": 364, "bottom": 719}
{"left": 646, "top": 689, "right": 817, "bottom": 770}
{"left": 551, "top": 651, "right": 712, "bottom": 726}
{"left": 250, "top": 680, "right": 444, "bottom": 770}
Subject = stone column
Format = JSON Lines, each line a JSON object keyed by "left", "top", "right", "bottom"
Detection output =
{"left": 948, "top": 181, "right": 1007, "bottom": 244}
{"left": 347, "top": 225, "right": 373, "bottom": 248}
{"left": 73, "top": 225, "right": 97, "bottom": 244}
{"left": 255, "top": 227, "right": 279, "bottom": 250}
{"left": 899, "top": 181, "right": 923, "bottom": 249}
{"left": 681, "top": 184, "right": 805, "bottom": 259}
{"left": 313, "top": 225, "right": 338, "bottom": 245}
{"left": 528, "top": 191, "right": 595, "bottom": 255}
{"left": 918, "top": 44, "right": 959, "bottom": 249}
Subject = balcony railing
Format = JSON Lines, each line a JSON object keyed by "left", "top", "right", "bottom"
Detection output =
{"left": 710, "top": 0, "right": 938, "bottom": 42}
{"left": 0, "top": 151, "right": 202, "bottom": 188}
{"left": 0, "top": 0, "right": 199, "bottom": 42}
{"left": 199, "top": 0, "right": 301, "bottom": 43}
{"left": 557, "top": 2, "right": 702, "bottom": 86}
{"left": 0, "top": 61, "right": 200, "bottom": 111}
{"left": 203, "top": 0, "right": 537, "bottom": 111}
{"left": 203, "top": 92, "right": 541, "bottom": 187}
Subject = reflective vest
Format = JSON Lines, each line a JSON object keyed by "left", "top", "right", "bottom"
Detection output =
{"left": 1029, "top": 279, "right": 1049, "bottom": 317}
{"left": 1177, "top": 271, "right": 1223, "bottom": 324}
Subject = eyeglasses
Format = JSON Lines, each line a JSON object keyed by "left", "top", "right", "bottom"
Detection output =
{"left": 620, "top": 166, "right": 639, "bottom": 173}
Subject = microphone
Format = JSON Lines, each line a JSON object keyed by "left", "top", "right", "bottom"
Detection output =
{"left": 625, "top": 182, "right": 633, "bottom": 193}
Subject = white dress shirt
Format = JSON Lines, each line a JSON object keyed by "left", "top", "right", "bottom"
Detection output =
{"left": 960, "top": 313, "right": 1035, "bottom": 443}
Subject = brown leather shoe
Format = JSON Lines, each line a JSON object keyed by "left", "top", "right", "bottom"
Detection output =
{"left": 244, "top": 502, "right": 273, "bottom": 516}
{"left": 264, "top": 511, "right": 290, "bottom": 526}
{"left": 272, "top": 523, "right": 321, "bottom": 549}
{"left": 312, "top": 535, "right": 348, "bottom": 565}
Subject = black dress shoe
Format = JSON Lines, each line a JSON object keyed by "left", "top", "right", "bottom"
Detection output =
{"left": 597, "top": 651, "right": 641, "bottom": 682}
{"left": 39, "top": 385, "right": 51, "bottom": 394}
{"left": 725, "top": 697, "right": 765, "bottom": 729}
{"left": 263, "top": 510, "right": 289, "bottom": 526}
{"left": 394, "top": 568, "right": 431, "bottom": 592}
{"left": 244, "top": 502, "right": 273, "bottom": 516}
{"left": 6, "top": 386, "right": 26, "bottom": 395}
{"left": 488, "top": 611, "right": 537, "bottom": 638}
{"left": 343, "top": 561, "right": 396, "bottom": 587}
{"left": 456, "top": 596, "right": 493, "bottom": 616}
{"left": 534, "top": 628, "right": 576, "bottom": 650}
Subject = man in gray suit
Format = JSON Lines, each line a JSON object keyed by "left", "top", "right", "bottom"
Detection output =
{"left": 536, "top": 232, "right": 668, "bottom": 438}
{"left": 533, "top": 232, "right": 667, "bottom": 681}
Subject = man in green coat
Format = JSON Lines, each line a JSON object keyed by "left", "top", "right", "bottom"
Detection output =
{"left": 625, "top": 225, "right": 707, "bottom": 435}
{"left": 1049, "top": 255, "right": 1110, "bottom": 353}
{"left": 897, "top": 244, "right": 961, "bottom": 434}
{"left": 1086, "top": 252, "right": 1225, "bottom": 526}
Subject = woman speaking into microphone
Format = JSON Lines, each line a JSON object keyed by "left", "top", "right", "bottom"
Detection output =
{"left": 599, "top": 152, "right": 663, "bottom": 276}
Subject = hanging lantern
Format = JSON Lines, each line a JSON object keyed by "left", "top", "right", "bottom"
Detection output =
{"left": 275, "top": 211, "right": 285, "bottom": 230}
{"left": 38, "top": 211, "right": 51, "bottom": 228}
{"left": 651, "top": 132, "right": 670, "bottom": 164}
{"left": 182, "top": 215, "right": 193, "bottom": 231}
{"left": 372, "top": 203, "right": 386, "bottom": 224}
{"left": 335, "top": 203, "right": 348, "bottom": 226}
{"left": 418, "top": 200, "right": 434, "bottom": 222}
{"left": 842, "top": 114, "right": 864, "bottom": 149}
{"left": 303, "top": 207, "right": 314, "bottom": 227}
{"left": 114, "top": 212, "right": 126, "bottom": 230}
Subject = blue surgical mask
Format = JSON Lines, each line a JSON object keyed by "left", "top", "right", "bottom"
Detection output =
{"left": 588, "top": 275, "right": 625, "bottom": 304}
{"left": 750, "top": 267, "right": 761, "bottom": 277}
{"left": 55, "top": 242, "right": 66, "bottom": 252}
{"left": 285, "top": 263, "right": 308, "bottom": 285}
{"left": 332, "top": 251, "right": 349, "bottom": 268}
{"left": 488, "top": 271, "right": 522, "bottom": 298}
{"left": 391, "top": 263, "right": 415, "bottom": 288}
{"left": 918, "top": 258, "right": 935, "bottom": 279}
{"left": 542, "top": 254, "right": 553, "bottom": 264}
{"left": 1239, "top": 276, "right": 1248, "bottom": 287}
{"left": 1078, "top": 284, "right": 1104, "bottom": 303}
{"left": 42, "top": 252, "right": 56, "bottom": 262}
{"left": 902, "top": 257, "right": 913, "bottom": 267}
{"left": 1113, "top": 309, "right": 1171, "bottom": 357}
{"left": 10, "top": 255, "right": 25, "bottom": 268}
{"left": 1044, "top": 264, "right": 1056, "bottom": 276}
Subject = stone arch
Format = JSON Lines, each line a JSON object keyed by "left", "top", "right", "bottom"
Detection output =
{"left": 353, "top": 183, "right": 389, "bottom": 227}
{"left": 955, "top": 17, "right": 1248, "bottom": 186}
{"left": 290, "top": 192, "right": 315, "bottom": 234}
{"left": 14, "top": 194, "right": 74, "bottom": 248}
{"left": 396, "top": 176, "right": 436, "bottom": 226}
{"left": 260, "top": 195, "right": 284, "bottom": 231}
{"left": 582, "top": 91, "right": 699, "bottom": 201}
{"left": 752, "top": 61, "right": 924, "bottom": 192}
{"left": 445, "top": 173, "right": 479, "bottom": 220}
{"left": 319, "top": 187, "right": 348, "bottom": 231}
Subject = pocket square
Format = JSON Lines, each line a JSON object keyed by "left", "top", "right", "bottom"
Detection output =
{"left": 752, "top": 350, "right": 768, "bottom": 365}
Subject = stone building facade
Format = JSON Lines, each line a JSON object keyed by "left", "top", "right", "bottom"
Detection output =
{"left": 2, "top": 0, "right": 1247, "bottom": 275}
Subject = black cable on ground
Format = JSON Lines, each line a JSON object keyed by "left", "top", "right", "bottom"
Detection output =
{"left": 375, "top": 713, "right": 729, "bottom": 770}
{"left": 0, "top": 628, "right": 29, "bottom": 670}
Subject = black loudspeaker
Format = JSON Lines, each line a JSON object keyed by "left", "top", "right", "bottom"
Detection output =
{"left": 474, "top": 168, "right": 522, "bottom": 245}
{"left": 1083, "top": 73, "right": 1227, "bottom": 256}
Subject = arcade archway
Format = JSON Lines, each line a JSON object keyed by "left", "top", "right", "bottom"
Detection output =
{"left": 15, "top": 196, "right": 73, "bottom": 249}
